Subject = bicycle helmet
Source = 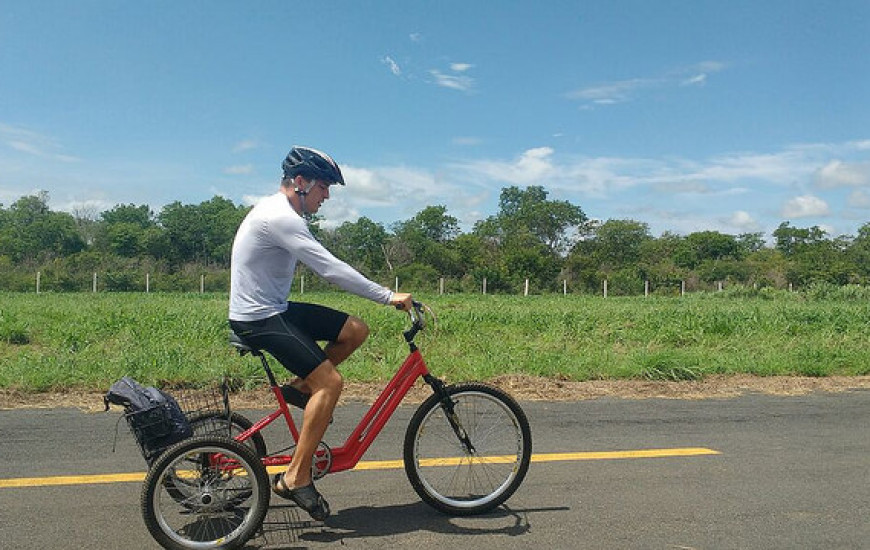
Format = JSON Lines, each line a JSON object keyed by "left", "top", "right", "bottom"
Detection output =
{"left": 281, "top": 146, "right": 345, "bottom": 186}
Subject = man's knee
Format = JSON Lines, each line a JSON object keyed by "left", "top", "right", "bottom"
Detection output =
{"left": 341, "top": 315, "right": 369, "bottom": 347}
{"left": 306, "top": 361, "right": 343, "bottom": 394}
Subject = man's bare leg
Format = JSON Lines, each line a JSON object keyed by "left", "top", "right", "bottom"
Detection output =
{"left": 280, "top": 360, "right": 342, "bottom": 489}
{"left": 290, "top": 316, "right": 369, "bottom": 394}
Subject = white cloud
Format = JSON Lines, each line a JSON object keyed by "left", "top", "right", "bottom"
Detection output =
{"left": 430, "top": 69, "right": 475, "bottom": 92}
{"left": 728, "top": 210, "right": 761, "bottom": 232}
{"left": 223, "top": 164, "right": 254, "bottom": 175}
{"left": 453, "top": 142, "right": 870, "bottom": 210}
{"left": 319, "top": 163, "right": 484, "bottom": 228}
{"left": 232, "top": 140, "right": 259, "bottom": 153}
{"left": 567, "top": 60, "right": 726, "bottom": 108}
{"left": 452, "top": 136, "right": 482, "bottom": 146}
{"left": 428, "top": 62, "right": 476, "bottom": 92}
{"left": 815, "top": 160, "right": 870, "bottom": 188}
{"left": 382, "top": 56, "right": 402, "bottom": 77}
{"left": 781, "top": 195, "right": 830, "bottom": 218}
{"left": 459, "top": 147, "right": 557, "bottom": 185}
{"left": 692, "top": 150, "right": 816, "bottom": 185}
{"left": 848, "top": 189, "right": 870, "bottom": 209}
{"left": 653, "top": 181, "right": 711, "bottom": 194}
{"left": 409, "top": 32, "right": 423, "bottom": 43}
{"left": 681, "top": 73, "right": 707, "bottom": 86}
{"left": 567, "top": 78, "right": 649, "bottom": 105}
{"left": 0, "top": 123, "right": 79, "bottom": 162}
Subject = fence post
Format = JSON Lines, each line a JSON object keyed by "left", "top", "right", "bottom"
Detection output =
{"left": 93, "top": 272, "right": 97, "bottom": 293}
{"left": 483, "top": 277, "right": 487, "bottom": 295}
{"left": 524, "top": 278, "right": 529, "bottom": 296}
{"left": 718, "top": 281, "right": 723, "bottom": 292}
{"left": 681, "top": 280, "right": 686, "bottom": 297}
{"left": 146, "top": 273, "right": 150, "bottom": 293}
{"left": 563, "top": 279, "right": 567, "bottom": 295}
{"left": 395, "top": 277, "right": 399, "bottom": 292}
{"left": 200, "top": 275, "right": 204, "bottom": 293}
{"left": 439, "top": 277, "right": 444, "bottom": 295}
{"left": 300, "top": 275, "right": 304, "bottom": 294}
{"left": 36, "top": 271, "right": 41, "bottom": 294}
{"left": 603, "top": 279, "right": 608, "bottom": 298}
{"left": 644, "top": 280, "right": 649, "bottom": 297}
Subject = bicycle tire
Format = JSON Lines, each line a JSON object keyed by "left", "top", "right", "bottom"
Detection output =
{"left": 160, "top": 412, "right": 268, "bottom": 508}
{"left": 141, "top": 435, "right": 269, "bottom": 550}
{"left": 187, "top": 411, "right": 267, "bottom": 457}
{"left": 403, "top": 383, "right": 532, "bottom": 515}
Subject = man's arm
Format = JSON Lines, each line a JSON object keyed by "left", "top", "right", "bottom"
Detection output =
{"left": 279, "top": 216, "right": 394, "bottom": 304}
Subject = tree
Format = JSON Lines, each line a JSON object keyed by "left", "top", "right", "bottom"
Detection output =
{"left": 847, "top": 222, "right": 870, "bottom": 281}
{"left": 589, "top": 219, "right": 652, "bottom": 269}
{"left": 101, "top": 204, "right": 154, "bottom": 227}
{"left": 393, "top": 205, "right": 459, "bottom": 244}
{"left": 737, "top": 232, "right": 765, "bottom": 254}
{"left": 674, "top": 231, "right": 741, "bottom": 270}
{"left": 471, "top": 186, "right": 587, "bottom": 291}
{"left": 330, "top": 216, "right": 389, "bottom": 275}
{"left": 773, "top": 222, "right": 827, "bottom": 256}
{"left": 0, "top": 192, "right": 85, "bottom": 262}
{"left": 94, "top": 204, "right": 157, "bottom": 257}
{"left": 492, "top": 186, "right": 587, "bottom": 254}
{"left": 638, "top": 232, "right": 685, "bottom": 287}
{"left": 157, "top": 196, "right": 247, "bottom": 266}
{"left": 392, "top": 206, "right": 461, "bottom": 277}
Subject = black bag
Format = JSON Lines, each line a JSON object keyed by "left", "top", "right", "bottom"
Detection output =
{"left": 104, "top": 376, "right": 193, "bottom": 463}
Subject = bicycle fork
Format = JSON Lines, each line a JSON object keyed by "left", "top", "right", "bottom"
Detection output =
{"left": 423, "top": 374, "right": 476, "bottom": 455}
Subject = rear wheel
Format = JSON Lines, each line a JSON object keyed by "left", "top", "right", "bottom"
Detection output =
{"left": 162, "top": 412, "right": 267, "bottom": 507}
{"left": 141, "top": 435, "right": 269, "bottom": 550}
{"left": 188, "top": 411, "right": 267, "bottom": 457}
{"left": 403, "top": 383, "right": 532, "bottom": 515}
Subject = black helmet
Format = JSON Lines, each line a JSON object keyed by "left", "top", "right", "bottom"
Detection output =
{"left": 282, "top": 146, "right": 345, "bottom": 185}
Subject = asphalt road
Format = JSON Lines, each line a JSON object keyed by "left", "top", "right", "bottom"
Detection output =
{"left": 1, "top": 390, "right": 868, "bottom": 549}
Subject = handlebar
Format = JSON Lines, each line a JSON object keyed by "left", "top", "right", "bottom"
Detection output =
{"left": 402, "top": 300, "right": 429, "bottom": 344}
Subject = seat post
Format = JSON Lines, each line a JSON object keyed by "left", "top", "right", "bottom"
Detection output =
{"left": 258, "top": 354, "right": 279, "bottom": 387}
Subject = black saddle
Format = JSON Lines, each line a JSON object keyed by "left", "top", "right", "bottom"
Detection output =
{"left": 229, "top": 332, "right": 261, "bottom": 356}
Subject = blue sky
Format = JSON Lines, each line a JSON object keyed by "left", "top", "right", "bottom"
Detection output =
{"left": 1, "top": 1, "right": 869, "bottom": 240}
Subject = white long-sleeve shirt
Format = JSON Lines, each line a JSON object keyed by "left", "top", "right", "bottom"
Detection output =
{"left": 229, "top": 192, "right": 393, "bottom": 321}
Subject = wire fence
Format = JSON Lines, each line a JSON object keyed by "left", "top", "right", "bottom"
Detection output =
{"left": 6, "top": 270, "right": 806, "bottom": 297}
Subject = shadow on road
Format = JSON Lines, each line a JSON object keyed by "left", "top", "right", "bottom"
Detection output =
{"left": 247, "top": 502, "right": 570, "bottom": 549}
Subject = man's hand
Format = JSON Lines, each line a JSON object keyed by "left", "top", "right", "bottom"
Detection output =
{"left": 390, "top": 292, "right": 414, "bottom": 311}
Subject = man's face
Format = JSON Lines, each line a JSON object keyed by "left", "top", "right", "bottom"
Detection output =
{"left": 304, "top": 179, "right": 331, "bottom": 213}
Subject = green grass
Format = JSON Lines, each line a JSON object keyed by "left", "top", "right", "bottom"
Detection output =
{"left": 1, "top": 290, "right": 868, "bottom": 392}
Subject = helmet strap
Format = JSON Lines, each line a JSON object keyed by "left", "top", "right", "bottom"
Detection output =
{"left": 292, "top": 177, "right": 317, "bottom": 218}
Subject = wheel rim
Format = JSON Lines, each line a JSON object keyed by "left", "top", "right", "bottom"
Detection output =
{"left": 413, "top": 391, "right": 526, "bottom": 510}
{"left": 153, "top": 444, "right": 262, "bottom": 548}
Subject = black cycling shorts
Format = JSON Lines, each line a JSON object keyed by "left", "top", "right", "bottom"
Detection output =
{"left": 229, "top": 302, "right": 350, "bottom": 379}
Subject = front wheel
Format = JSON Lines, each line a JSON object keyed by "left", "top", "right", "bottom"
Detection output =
{"left": 141, "top": 435, "right": 269, "bottom": 550}
{"left": 403, "top": 383, "right": 532, "bottom": 515}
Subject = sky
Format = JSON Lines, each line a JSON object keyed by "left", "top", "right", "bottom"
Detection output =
{"left": 1, "top": 0, "right": 869, "bottom": 240}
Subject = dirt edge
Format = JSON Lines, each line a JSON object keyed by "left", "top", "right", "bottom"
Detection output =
{"left": 2, "top": 374, "right": 869, "bottom": 412}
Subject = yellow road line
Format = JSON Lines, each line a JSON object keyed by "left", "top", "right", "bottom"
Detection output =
{"left": 530, "top": 447, "right": 721, "bottom": 462}
{"left": 0, "top": 472, "right": 146, "bottom": 488}
{"left": 0, "top": 447, "right": 720, "bottom": 489}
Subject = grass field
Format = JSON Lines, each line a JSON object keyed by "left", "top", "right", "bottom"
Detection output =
{"left": 1, "top": 289, "right": 869, "bottom": 392}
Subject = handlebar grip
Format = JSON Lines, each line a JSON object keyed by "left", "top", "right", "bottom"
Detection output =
{"left": 395, "top": 300, "right": 424, "bottom": 311}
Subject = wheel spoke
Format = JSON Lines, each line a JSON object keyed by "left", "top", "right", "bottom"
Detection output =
{"left": 142, "top": 436, "right": 269, "bottom": 549}
{"left": 405, "top": 385, "right": 531, "bottom": 515}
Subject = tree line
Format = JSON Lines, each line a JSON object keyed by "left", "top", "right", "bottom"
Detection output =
{"left": 1, "top": 188, "right": 869, "bottom": 294}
